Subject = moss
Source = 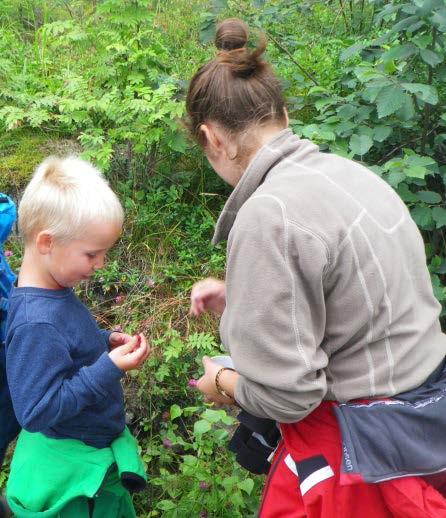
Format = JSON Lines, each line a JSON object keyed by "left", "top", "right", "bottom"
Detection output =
{"left": 0, "top": 129, "right": 47, "bottom": 197}
{"left": 0, "top": 129, "right": 81, "bottom": 197}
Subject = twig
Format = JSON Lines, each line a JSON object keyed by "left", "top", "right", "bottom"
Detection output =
{"left": 338, "top": 0, "right": 349, "bottom": 32}
{"left": 378, "top": 128, "right": 436, "bottom": 165}
{"left": 266, "top": 31, "right": 319, "bottom": 86}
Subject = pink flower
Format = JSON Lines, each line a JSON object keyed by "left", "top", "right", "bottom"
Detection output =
{"left": 112, "top": 324, "right": 123, "bottom": 333}
{"left": 114, "top": 294, "right": 126, "bottom": 305}
{"left": 4, "top": 250, "right": 12, "bottom": 257}
{"left": 199, "top": 481, "right": 210, "bottom": 491}
{"left": 188, "top": 379, "right": 198, "bottom": 388}
{"left": 146, "top": 278, "right": 155, "bottom": 288}
{"left": 162, "top": 438, "right": 172, "bottom": 449}
{"left": 199, "top": 512, "right": 208, "bottom": 518}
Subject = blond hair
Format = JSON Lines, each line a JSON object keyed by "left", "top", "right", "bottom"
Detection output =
{"left": 19, "top": 156, "right": 124, "bottom": 243}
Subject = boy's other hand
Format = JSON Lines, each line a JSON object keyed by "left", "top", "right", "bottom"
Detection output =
{"left": 108, "top": 333, "right": 150, "bottom": 371}
{"left": 109, "top": 331, "right": 133, "bottom": 350}
{"left": 190, "top": 278, "right": 226, "bottom": 317}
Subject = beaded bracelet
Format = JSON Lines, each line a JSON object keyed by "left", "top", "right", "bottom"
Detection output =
{"left": 215, "top": 367, "right": 235, "bottom": 399}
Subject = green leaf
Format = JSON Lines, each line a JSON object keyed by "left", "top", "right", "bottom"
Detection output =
{"left": 412, "top": 34, "right": 432, "bottom": 50}
{"left": 397, "top": 183, "right": 418, "bottom": 203}
{"left": 406, "top": 166, "right": 428, "bottom": 179}
{"left": 238, "top": 478, "right": 255, "bottom": 495}
{"left": 362, "top": 85, "right": 384, "bottom": 103}
{"left": 402, "top": 83, "right": 438, "bottom": 105}
{"left": 382, "top": 43, "right": 417, "bottom": 62}
{"left": 354, "top": 66, "right": 383, "bottom": 83}
{"left": 349, "top": 134, "right": 373, "bottom": 156}
{"left": 182, "top": 455, "right": 198, "bottom": 466}
{"left": 376, "top": 86, "right": 405, "bottom": 118}
{"left": 432, "top": 9, "right": 446, "bottom": 31}
{"left": 337, "top": 104, "right": 357, "bottom": 120}
{"left": 416, "top": 191, "right": 442, "bottom": 204}
{"left": 396, "top": 93, "right": 415, "bottom": 121}
{"left": 193, "top": 419, "right": 211, "bottom": 435}
{"left": 374, "top": 126, "right": 392, "bottom": 142}
{"left": 157, "top": 500, "right": 177, "bottom": 511}
{"left": 387, "top": 172, "right": 406, "bottom": 187}
{"left": 202, "top": 409, "right": 224, "bottom": 423}
{"left": 391, "top": 15, "right": 421, "bottom": 32}
{"left": 168, "top": 131, "right": 188, "bottom": 153}
{"left": 170, "top": 404, "right": 182, "bottom": 420}
{"left": 411, "top": 206, "right": 434, "bottom": 228}
{"left": 407, "top": 155, "right": 436, "bottom": 167}
{"left": 416, "top": 0, "right": 444, "bottom": 15}
{"left": 432, "top": 207, "right": 446, "bottom": 228}
{"left": 199, "top": 16, "right": 216, "bottom": 44}
{"left": 340, "top": 43, "right": 365, "bottom": 61}
{"left": 420, "top": 48, "right": 443, "bottom": 67}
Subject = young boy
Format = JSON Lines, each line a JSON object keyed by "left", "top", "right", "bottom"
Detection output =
{"left": 4, "top": 156, "right": 149, "bottom": 517}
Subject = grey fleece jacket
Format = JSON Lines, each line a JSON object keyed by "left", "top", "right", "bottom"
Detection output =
{"left": 214, "top": 129, "right": 446, "bottom": 423}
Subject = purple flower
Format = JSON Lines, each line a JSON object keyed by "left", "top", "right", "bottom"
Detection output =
{"left": 162, "top": 438, "right": 172, "bottom": 449}
{"left": 199, "top": 512, "right": 208, "bottom": 518}
{"left": 188, "top": 379, "right": 198, "bottom": 388}
{"left": 199, "top": 481, "right": 210, "bottom": 491}
{"left": 114, "top": 294, "right": 126, "bottom": 305}
{"left": 4, "top": 250, "right": 12, "bottom": 257}
{"left": 112, "top": 324, "right": 123, "bottom": 333}
{"left": 146, "top": 278, "right": 155, "bottom": 288}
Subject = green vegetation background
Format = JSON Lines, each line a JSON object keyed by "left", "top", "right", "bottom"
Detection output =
{"left": 0, "top": 1, "right": 445, "bottom": 516}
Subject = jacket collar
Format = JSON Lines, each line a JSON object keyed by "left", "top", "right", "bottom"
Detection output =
{"left": 212, "top": 128, "right": 298, "bottom": 244}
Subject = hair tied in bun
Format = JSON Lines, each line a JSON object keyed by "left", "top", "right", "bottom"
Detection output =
{"left": 215, "top": 18, "right": 266, "bottom": 78}
{"left": 215, "top": 18, "right": 248, "bottom": 51}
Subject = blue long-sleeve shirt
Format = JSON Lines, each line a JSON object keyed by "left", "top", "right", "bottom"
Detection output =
{"left": 5, "top": 287, "right": 125, "bottom": 448}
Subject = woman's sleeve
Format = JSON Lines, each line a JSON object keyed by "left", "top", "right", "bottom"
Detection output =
{"left": 222, "top": 194, "right": 330, "bottom": 423}
{"left": 6, "top": 323, "right": 122, "bottom": 432}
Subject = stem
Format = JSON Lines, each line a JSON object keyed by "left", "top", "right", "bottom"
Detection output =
{"left": 359, "top": 0, "right": 365, "bottom": 32}
{"left": 338, "top": 0, "right": 349, "bottom": 32}
{"left": 421, "top": 27, "right": 437, "bottom": 154}
{"left": 266, "top": 31, "right": 319, "bottom": 86}
{"left": 369, "top": 5, "right": 375, "bottom": 32}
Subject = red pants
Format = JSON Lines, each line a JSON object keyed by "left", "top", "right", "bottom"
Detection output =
{"left": 259, "top": 402, "right": 446, "bottom": 517}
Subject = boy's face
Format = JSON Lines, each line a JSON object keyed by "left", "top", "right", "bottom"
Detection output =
{"left": 45, "top": 221, "right": 121, "bottom": 289}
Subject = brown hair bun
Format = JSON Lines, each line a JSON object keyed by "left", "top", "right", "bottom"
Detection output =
{"left": 215, "top": 18, "right": 249, "bottom": 51}
{"left": 215, "top": 18, "right": 266, "bottom": 79}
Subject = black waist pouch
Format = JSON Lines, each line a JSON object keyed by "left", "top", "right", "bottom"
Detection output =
{"left": 229, "top": 410, "right": 280, "bottom": 475}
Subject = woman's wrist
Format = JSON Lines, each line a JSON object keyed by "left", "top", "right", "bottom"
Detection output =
{"left": 215, "top": 367, "right": 238, "bottom": 400}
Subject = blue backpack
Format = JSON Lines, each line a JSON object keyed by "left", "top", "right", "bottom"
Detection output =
{"left": 0, "top": 193, "right": 19, "bottom": 464}
{"left": 0, "top": 194, "right": 16, "bottom": 342}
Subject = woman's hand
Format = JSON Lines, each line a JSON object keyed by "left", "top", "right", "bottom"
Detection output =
{"left": 109, "top": 333, "right": 150, "bottom": 371}
{"left": 190, "top": 278, "right": 226, "bottom": 316}
{"left": 109, "top": 331, "right": 134, "bottom": 350}
{"left": 196, "top": 356, "right": 238, "bottom": 407}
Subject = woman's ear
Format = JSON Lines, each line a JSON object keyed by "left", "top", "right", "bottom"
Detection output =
{"left": 199, "top": 123, "right": 223, "bottom": 158}
{"left": 35, "top": 231, "right": 53, "bottom": 255}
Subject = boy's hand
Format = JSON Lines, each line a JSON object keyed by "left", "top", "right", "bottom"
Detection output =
{"left": 108, "top": 333, "right": 150, "bottom": 371}
{"left": 190, "top": 278, "right": 226, "bottom": 317}
{"left": 109, "top": 331, "right": 134, "bottom": 350}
